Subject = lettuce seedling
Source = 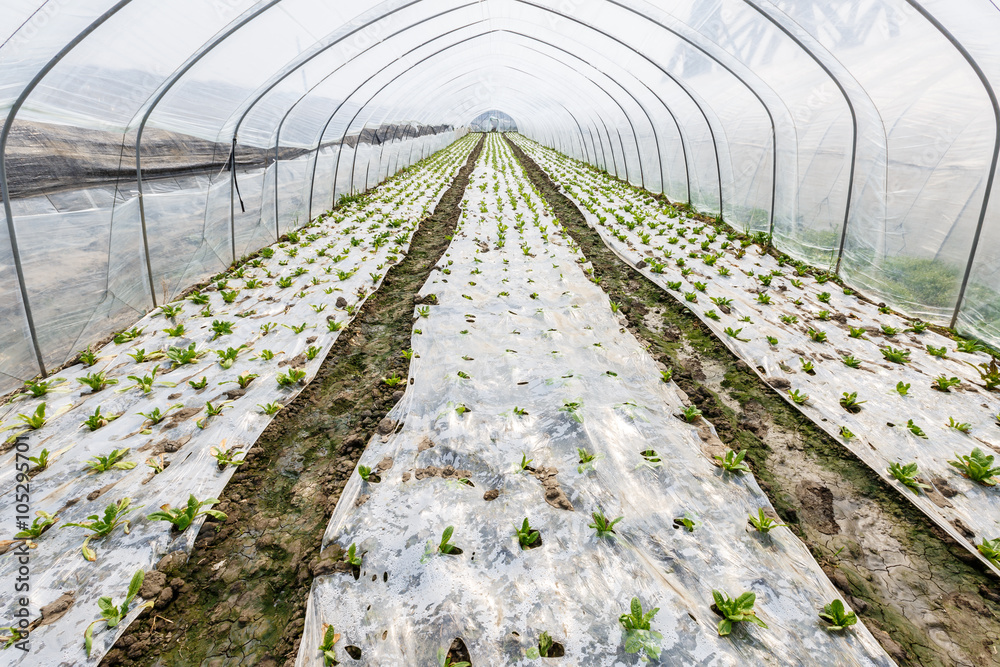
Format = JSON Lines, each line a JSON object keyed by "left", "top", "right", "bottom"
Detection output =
{"left": 888, "top": 462, "right": 929, "bottom": 495}
{"left": 436, "top": 526, "right": 460, "bottom": 555}
{"left": 589, "top": 510, "right": 622, "bottom": 538}
{"left": 896, "top": 381, "right": 910, "bottom": 396}
{"left": 514, "top": 518, "right": 540, "bottom": 549}
{"left": 839, "top": 392, "right": 865, "bottom": 413}
{"left": 276, "top": 368, "right": 307, "bottom": 387}
{"left": 715, "top": 449, "right": 750, "bottom": 474}
{"left": 619, "top": 597, "right": 662, "bottom": 660}
{"left": 78, "top": 371, "right": 117, "bottom": 393}
{"left": 84, "top": 570, "right": 152, "bottom": 657}
{"left": 82, "top": 406, "right": 118, "bottom": 431}
{"left": 949, "top": 448, "right": 1000, "bottom": 485}
{"left": 15, "top": 510, "right": 58, "bottom": 540}
{"left": 28, "top": 448, "right": 50, "bottom": 471}
{"left": 258, "top": 402, "right": 282, "bottom": 415}
{"left": 748, "top": 508, "right": 784, "bottom": 533}
{"left": 16, "top": 403, "right": 46, "bottom": 430}
{"left": 978, "top": 537, "right": 1000, "bottom": 565}
{"left": 788, "top": 389, "right": 809, "bottom": 405}
{"left": 147, "top": 494, "right": 225, "bottom": 532}
{"left": 819, "top": 599, "right": 857, "bottom": 631}
{"left": 947, "top": 417, "right": 972, "bottom": 434}
{"left": 61, "top": 497, "right": 139, "bottom": 561}
{"left": 209, "top": 444, "right": 245, "bottom": 468}
{"left": 881, "top": 346, "right": 910, "bottom": 364}
{"left": 711, "top": 590, "right": 767, "bottom": 636}
{"left": 932, "top": 375, "right": 961, "bottom": 392}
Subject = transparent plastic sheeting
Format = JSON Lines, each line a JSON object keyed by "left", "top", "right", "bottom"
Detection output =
{"left": 3, "top": 0, "right": 1000, "bottom": 396}
{"left": 295, "top": 135, "right": 891, "bottom": 666}
{"left": 0, "top": 136, "right": 478, "bottom": 666}
{"left": 512, "top": 134, "right": 1000, "bottom": 575}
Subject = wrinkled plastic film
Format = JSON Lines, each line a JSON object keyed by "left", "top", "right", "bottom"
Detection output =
{"left": 295, "top": 134, "right": 892, "bottom": 667}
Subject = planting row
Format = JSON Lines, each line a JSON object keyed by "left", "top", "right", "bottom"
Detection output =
{"left": 0, "top": 135, "right": 480, "bottom": 664}
{"left": 511, "top": 134, "right": 1000, "bottom": 575}
{"left": 295, "top": 133, "right": 890, "bottom": 665}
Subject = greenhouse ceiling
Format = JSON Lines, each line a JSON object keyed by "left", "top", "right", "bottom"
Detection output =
{"left": 0, "top": 1, "right": 998, "bottom": 388}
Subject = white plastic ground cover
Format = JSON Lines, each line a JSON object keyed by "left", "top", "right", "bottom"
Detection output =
{"left": 295, "top": 134, "right": 891, "bottom": 666}
{"left": 0, "top": 135, "right": 479, "bottom": 665}
{"left": 511, "top": 134, "right": 1000, "bottom": 576}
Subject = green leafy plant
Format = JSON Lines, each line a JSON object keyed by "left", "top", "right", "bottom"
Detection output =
{"left": 436, "top": 526, "right": 461, "bottom": 555}
{"left": 839, "top": 392, "right": 865, "bottom": 413}
{"left": 975, "top": 359, "right": 1000, "bottom": 391}
{"left": 957, "top": 339, "right": 986, "bottom": 354}
{"left": 931, "top": 375, "right": 961, "bottom": 392}
{"left": 216, "top": 345, "right": 247, "bottom": 369}
{"left": 977, "top": 537, "right": 1000, "bottom": 566}
{"left": 28, "top": 448, "right": 51, "bottom": 471}
{"left": 788, "top": 389, "right": 809, "bottom": 405}
{"left": 209, "top": 444, "right": 245, "bottom": 468}
{"left": 842, "top": 355, "right": 862, "bottom": 369}
{"left": 800, "top": 358, "right": 815, "bottom": 373}
{"left": 680, "top": 405, "right": 702, "bottom": 423}
{"left": 82, "top": 406, "right": 118, "bottom": 431}
{"left": 906, "top": 419, "right": 927, "bottom": 438}
{"left": 277, "top": 368, "right": 307, "bottom": 387}
{"left": 881, "top": 346, "right": 910, "bottom": 364}
{"left": 137, "top": 403, "right": 182, "bottom": 426}
{"left": 78, "top": 371, "right": 118, "bottom": 393}
{"left": 83, "top": 570, "right": 152, "bottom": 657}
{"left": 86, "top": 448, "right": 136, "bottom": 473}
{"left": 819, "top": 599, "right": 858, "bottom": 631}
{"left": 514, "top": 518, "right": 541, "bottom": 549}
{"left": 619, "top": 597, "right": 662, "bottom": 660}
{"left": 807, "top": 329, "right": 827, "bottom": 343}
{"left": 926, "top": 345, "right": 948, "bottom": 358}
{"left": 949, "top": 448, "right": 1000, "bottom": 486}
{"left": 15, "top": 403, "right": 47, "bottom": 430}
{"left": 888, "top": 461, "right": 930, "bottom": 495}
{"left": 61, "top": 497, "right": 138, "bottom": 561}
{"left": 711, "top": 590, "right": 767, "bottom": 636}
{"left": 78, "top": 345, "right": 99, "bottom": 367}
{"left": 114, "top": 327, "right": 144, "bottom": 345}
{"left": 163, "top": 323, "right": 186, "bottom": 337}
{"left": 947, "top": 417, "right": 972, "bottom": 434}
{"left": 724, "top": 327, "right": 750, "bottom": 342}
{"left": 189, "top": 376, "right": 208, "bottom": 390}
{"left": 896, "top": 381, "right": 910, "bottom": 396}
{"left": 589, "top": 510, "right": 622, "bottom": 538}
{"left": 849, "top": 326, "right": 866, "bottom": 339}
{"left": 881, "top": 324, "right": 899, "bottom": 336}
{"left": 14, "top": 510, "right": 58, "bottom": 541}
{"left": 817, "top": 292, "right": 831, "bottom": 303}
{"left": 147, "top": 494, "right": 225, "bottom": 532}
{"left": 258, "top": 401, "right": 282, "bottom": 415}
{"left": 747, "top": 508, "right": 784, "bottom": 533}
{"left": 715, "top": 449, "right": 750, "bottom": 474}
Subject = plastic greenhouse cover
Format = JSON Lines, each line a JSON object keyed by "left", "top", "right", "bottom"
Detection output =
{"left": 295, "top": 134, "right": 891, "bottom": 666}
{"left": 512, "top": 134, "right": 1000, "bottom": 576}
{"left": 0, "top": 135, "right": 477, "bottom": 666}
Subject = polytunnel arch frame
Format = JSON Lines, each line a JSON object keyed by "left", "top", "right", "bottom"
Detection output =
{"left": 359, "top": 70, "right": 597, "bottom": 201}
{"left": 322, "top": 29, "right": 644, "bottom": 204}
{"left": 265, "top": 24, "right": 626, "bottom": 225}
{"left": 0, "top": 0, "right": 133, "bottom": 378}
{"left": 334, "top": 31, "right": 668, "bottom": 195}
{"left": 0, "top": 0, "right": 998, "bottom": 382}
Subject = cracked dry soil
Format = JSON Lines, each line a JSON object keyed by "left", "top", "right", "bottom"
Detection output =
{"left": 507, "top": 135, "right": 1000, "bottom": 667}
{"left": 101, "top": 136, "right": 484, "bottom": 667}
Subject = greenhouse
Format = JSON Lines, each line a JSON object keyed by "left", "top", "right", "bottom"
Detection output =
{"left": 0, "top": 1, "right": 999, "bottom": 665}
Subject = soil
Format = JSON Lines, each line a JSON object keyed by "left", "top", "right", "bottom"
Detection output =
{"left": 507, "top": 136, "right": 1000, "bottom": 667}
{"left": 101, "top": 135, "right": 484, "bottom": 667}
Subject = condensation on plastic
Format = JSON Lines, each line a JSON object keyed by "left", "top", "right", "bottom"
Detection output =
{"left": 295, "top": 134, "right": 892, "bottom": 667}
{"left": 0, "top": 136, "right": 477, "bottom": 667}
{"left": 513, "top": 134, "right": 1000, "bottom": 575}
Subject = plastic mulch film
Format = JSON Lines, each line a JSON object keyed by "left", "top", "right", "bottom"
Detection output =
{"left": 0, "top": 136, "right": 478, "bottom": 666}
{"left": 511, "top": 134, "right": 1000, "bottom": 576}
{"left": 295, "top": 134, "right": 891, "bottom": 666}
